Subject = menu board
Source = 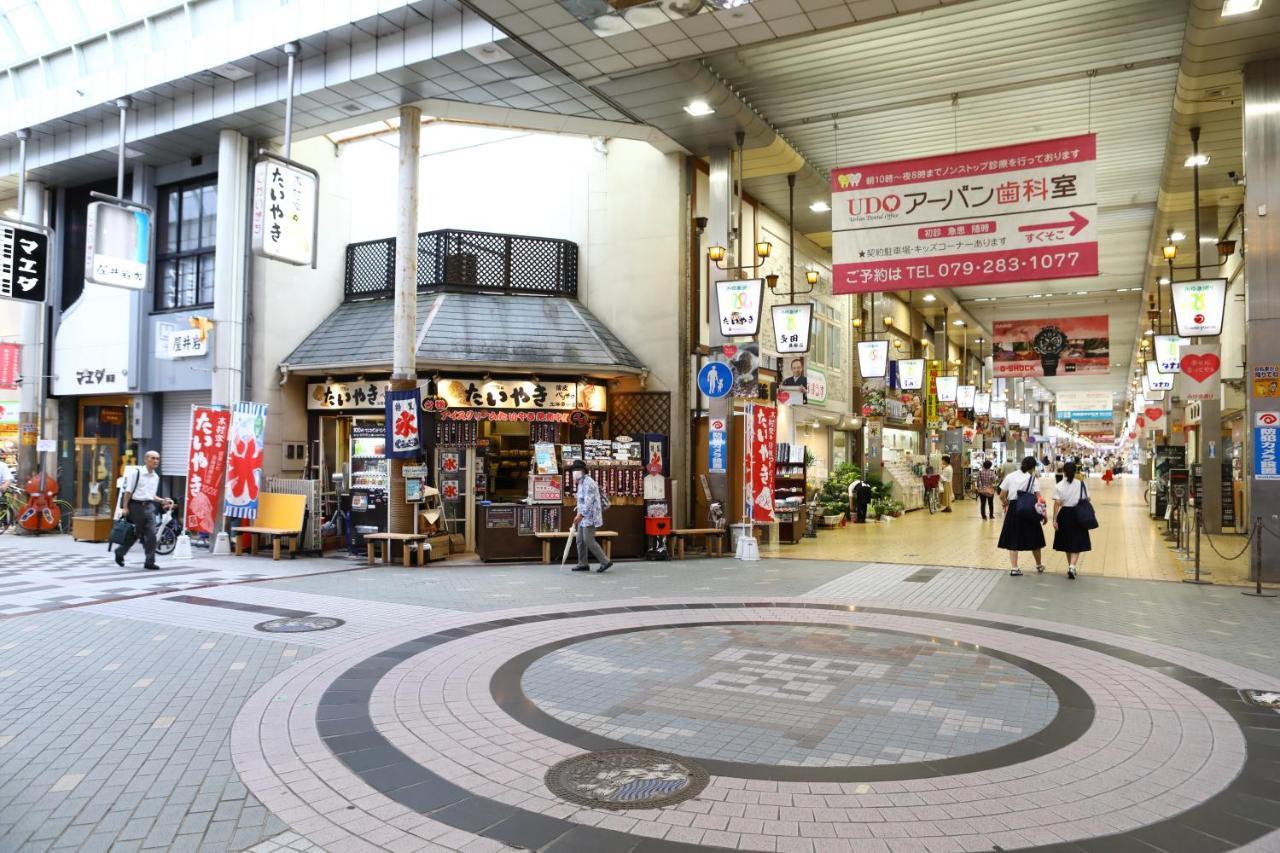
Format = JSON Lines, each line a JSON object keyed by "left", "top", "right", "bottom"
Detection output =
{"left": 561, "top": 444, "right": 583, "bottom": 466}
{"left": 583, "top": 439, "right": 613, "bottom": 462}
{"left": 613, "top": 439, "right": 641, "bottom": 463}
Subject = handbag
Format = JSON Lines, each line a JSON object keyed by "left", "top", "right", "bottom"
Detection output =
{"left": 108, "top": 517, "right": 136, "bottom": 550}
{"left": 1075, "top": 480, "right": 1099, "bottom": 530}
{"left": 1014, "top": 474, "right": 1040, "bottom": 521}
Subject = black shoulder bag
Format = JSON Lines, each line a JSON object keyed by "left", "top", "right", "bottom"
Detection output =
{"left": 1075, "top": 480, "right": 1099, "bottom": 530}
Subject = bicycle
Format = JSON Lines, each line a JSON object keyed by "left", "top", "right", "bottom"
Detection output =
{"left": 0, "top": 486, "right": 23, "bottom": 534}
{"left": 155, "top": 504, "right": 184, "bottom": 555}
{"left": 924, "top": 488, "right": 940, "bottom": 514}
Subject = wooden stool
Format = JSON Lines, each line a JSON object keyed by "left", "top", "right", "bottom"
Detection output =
{"left": 363, "top": 532, "right": 430, "bottom": 567}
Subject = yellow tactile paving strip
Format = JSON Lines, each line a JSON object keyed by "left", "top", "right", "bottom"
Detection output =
{"left": 760, "top": 476, "right": 1260, "bottom": 585}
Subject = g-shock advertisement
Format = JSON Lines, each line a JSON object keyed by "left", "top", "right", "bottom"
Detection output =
{"left": 992, "top": 314, "right": 1108, "bottom": 378}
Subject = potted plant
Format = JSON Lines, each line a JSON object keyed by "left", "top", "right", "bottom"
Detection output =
{"left": 816, "top": 462, "right": 861, "bottom": 526}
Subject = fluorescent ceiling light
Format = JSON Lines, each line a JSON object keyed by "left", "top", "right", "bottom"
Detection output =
{"left": 1169, "top": 230, "right": 1186, "bottom": 241}
{"left": 922, "top": 293, "right": 937, "bottom": 302}
{"left": 809, "top": 201, "right": 830, "bottom": 213}
{"left": 1222, "top": 0, "right": 1262, "bottom": 15}
{"left": 953, "top": 319, "right": 965, "bottom": 326}
{"left": 1184, "top": 153, "right": 1211, "bottom": 167}
{"left": 1158, "top": 277, "right": 1170, "bottom": 285}
{"left": 684, "top": 100, "right": 715, "bottom": 117}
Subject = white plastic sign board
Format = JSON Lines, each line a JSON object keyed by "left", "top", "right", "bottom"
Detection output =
{"left": 935, "top": 375, "right": 958, "bottom": 403}
{"left": 956, "top": 385, "right": 976, "bottom": 409}
{"left": 771, "top": 303, "right": 813, "bottom": 353}
{"left": 715, "top": 279, "right": 764, "bottom": 337}
{"left": 1154, "top": 335, "right": 1189, "bottom": 374}
{"left": 85, "top": 201, "right": 151, "bottom": 290}
{"left": 857, "top": 340, "right": 889, "bottom": 378}
{"left": 974, "top": 392, "right": 991, "bottom": 415}
{"left": 1170, "top": 279, "right": 1227, "bottom": 337}
{"left": 1177, "top": 343, "right": 1222, "bottom": 402}
{"left": 898, "top": 358, "right": 925, "bottom": 390}
{"left": 252, "top": 157, "right": 319, "bottom": 267}
{"left": 1056, "top": 390, "right": 1112, "bottom": 420}
{"left": 991, "top": 400, "right": 1007, "bottom": 420}
{"left": 1146, "top": 361, "right": 1174, "bottom": 391}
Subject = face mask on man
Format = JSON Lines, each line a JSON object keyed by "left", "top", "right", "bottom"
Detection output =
{"left": 572, "top": 470, "right": 584, "bottom": 483}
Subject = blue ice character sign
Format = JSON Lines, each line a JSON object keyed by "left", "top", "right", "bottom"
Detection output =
{"left": 708, "top": 417, "right": 728, "bottom": 474}
{"left": 698, "top": 361, "right": 733, "bottom": 399}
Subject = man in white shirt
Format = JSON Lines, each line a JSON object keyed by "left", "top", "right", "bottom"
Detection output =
{"left": 114, "top": 450, "right": 173, "bottom": 570}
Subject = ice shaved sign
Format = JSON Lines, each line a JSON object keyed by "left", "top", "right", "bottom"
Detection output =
{"left": 831, "top": 134, "right": 1097, "bottom": 294}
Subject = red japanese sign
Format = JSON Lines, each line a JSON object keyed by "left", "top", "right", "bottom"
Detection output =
{"left": 0, "top": 343, "right": 19, "bottom": 390}
{"left": 185, "top": 406, "right": 231, "bottom": 535}
{"left": 749, "top": 405, "right": 777, "bottom": 524}
{"left": 831, "top": 134, "right": 1098, "bottom": 293}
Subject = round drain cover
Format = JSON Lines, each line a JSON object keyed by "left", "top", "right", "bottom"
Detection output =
{"left": 254, "top": 616, "right": 345, "bottom": 633}
{"left": 544, "top": 749, "right": 708, "bottom": 810}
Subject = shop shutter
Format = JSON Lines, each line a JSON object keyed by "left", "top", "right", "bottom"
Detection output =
{"left": 161, "top": 391, "right": 211, "bottom": 477}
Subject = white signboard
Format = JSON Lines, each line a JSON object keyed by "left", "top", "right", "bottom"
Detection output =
{"left": 161, "top": 328, "right": 210, "bottom": 360}
{"left": 1145, "top": 360, "right": 1173, "bottom": 391}
{"left": 857, "top": 340, "right": 889, "bottom": 379}
{"left": 1154, "top": 335, "right": 1189, "bottom": 374}
{"left": 771, "top": 303, "right": 813, "bottom": 353}
{"left": 1171, "top": 279, "right": 1227, "bottom": 338}
{"left": 974, "top": 392, "right": 991, "bottom": 415}
{"left": 252, "top": 158, "right": 319, "bottom": 266}
{"left": 991, "top": 400, "right": 1008, "bottom": 420}
{"left": 715, "top": 279, "right": 764, "bottom": 337}
{"left": 898, "top": 358, "right": 925, "bottom": 390}
{"left": 1019, "top": 411, "right": 1032, "bottom": 428}
{"left": 956, "top": 385, "right": 976, "bottom": 409}
{"left": 807, "top": 367, "right": 828, "bottom": 404}
{"left": 1056, "top": 390, "right": 1113, "bottom": 420}
{"left": 1177, "top": 343, "right": 1222, "bottom": 402}
{"left": 935, "top": 375, "right": 958, "bottom": 403}
{"left": 438, "top": 378, "right": 607, "bottom": 411}
{"left": 85, "top": 201, "right": 151, "bottom": 290}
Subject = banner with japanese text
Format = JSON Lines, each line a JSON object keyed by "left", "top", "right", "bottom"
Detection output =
{"left": 992, "top": 314, "right": 1108, "bottom": 377}
{"left": 0, "top": 343, "right": 19, "bottom": 389}
{"left": 749, "top": 405, "right": 777, "bottom": 524}
{"left": 224, "top": 401, "right": 268, "bottom": 520}
{"left": 832, "top": 134, "right": 1097, "bottom": 293}
{"left": 184, "top": 406, "right": 231, "bottom": 535}
{"left": 385, "top": 388, "right": 423, "bottom": 459}
{"left": 1176, "top": 343, "right": 1222, "bottom": 402}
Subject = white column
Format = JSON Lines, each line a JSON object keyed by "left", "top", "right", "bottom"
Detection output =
{"left": 212, "top": 129, "right": 250, "bottom": 407}
{"left": 392, "top": 106, "right": 421, "bottom": 380}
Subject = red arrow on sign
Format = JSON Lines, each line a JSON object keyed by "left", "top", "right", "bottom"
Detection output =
{"left": 1017, "top": 210, "right": 1089, "bottom": 237}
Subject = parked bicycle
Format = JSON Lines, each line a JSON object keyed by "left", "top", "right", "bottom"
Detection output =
{"left": 155, "top": 504, "right": 184, "bottom": 555}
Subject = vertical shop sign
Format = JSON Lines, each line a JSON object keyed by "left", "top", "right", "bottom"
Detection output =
{"left": 831, "top": 134, "right": 1098, "bottom": 293}
{"left": 1146, "top": 361, "right": 1174, "bottom": 392}
{"left": 708, "top": 417, "right": 728, "bottom": 474}
{"left": 898, "top": 358, "right": 925, "bottom": 390}
{"left": 925, "top": 361, "right": 940, "bottom": 427}
{"left": 1170, "top": 279, "right": 1227, "bottom": 337}
{"left": 715, "top": 279, "right": 764, "bottom": 337}
{"left": 0, "top": 220, "right": 49, "bottom": 305}
{"left": 0, "top": 343, "right": 19, "bottom": 389}
{"left": 1254, "top": 412, "right": 1279, "bottom": 481}
{"left": 956, "top": 384, "right": 976, "bottom": 410}
{"left": 771, "top": 303, "right": 813, "bottom": 353}
{"left": 935, "top": 375, "right": 958, "bottom": 403}
{"left": 974, "top": 392, "right": 991, "bottom": 415}
{"left": 385, "top": 388, "right": 423, "bottom": 458}
{"left": 1154, "top": 335, "right": 1189, "bottom": 374}
{"left": 223, "top": 401, "right": 268, "bottom": 519}
{"left": 252, "top": 155, "right": 319, "bottom": 267}
{"left": 857, "top": 340, "right": 889, "bottom": 379}
{"left": 1177, "top": 344, "right": 1222, "bottom": 402}
{"left": 184, "top": 406, "right": 231, "bottom": 535}
{"left": 749, "top": 406, "right": 777, "bottom": 523}
{"left": 85, "top": 200, "right": 151, "bottom": 290}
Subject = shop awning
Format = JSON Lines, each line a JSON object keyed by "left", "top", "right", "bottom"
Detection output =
{"left": 281, "top": 291, "right": 646, "bottom": 376}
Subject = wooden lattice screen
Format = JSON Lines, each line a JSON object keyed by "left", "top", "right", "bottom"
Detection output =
{"left": 609, "top": 392, "right": 671, "bottom": 438}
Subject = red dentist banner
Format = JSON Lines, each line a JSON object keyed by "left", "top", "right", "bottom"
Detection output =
{"left": 749, "top": 405, "right": 777, "bottom": 524}
{"left": 831, "top": 134, "right": 1098, "bottom": 293}
{"left": 185, "top": 406, "right": 231, "bottom": 535}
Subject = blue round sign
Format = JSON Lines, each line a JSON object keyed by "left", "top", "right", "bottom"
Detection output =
{"left": 698, "top": 362, "right": 733, "bottom": 399}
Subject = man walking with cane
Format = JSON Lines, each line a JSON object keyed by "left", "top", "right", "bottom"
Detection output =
{"left": 114, "top": 450, "right": 173, "bottom": 570}
{"left": 570, "top": 459, "right": 612, "bottom": 573}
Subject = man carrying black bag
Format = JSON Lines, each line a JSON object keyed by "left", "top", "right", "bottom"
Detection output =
{"left": 113, "top": 451, "right": 173, "bottom": 570}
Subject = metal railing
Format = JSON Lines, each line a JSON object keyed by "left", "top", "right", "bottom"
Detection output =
{"left": 344, "top": 228, "right": 577, "bottom": 301}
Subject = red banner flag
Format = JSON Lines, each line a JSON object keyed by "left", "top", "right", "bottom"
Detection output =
{"left": 0, "top": 343, "right": 20, "bottom": 390}
{"left": 749, "top": 405, "right": 778, "bottom": 524}
{"left": 185, "top": 406, "right": 232, "bottom": 535}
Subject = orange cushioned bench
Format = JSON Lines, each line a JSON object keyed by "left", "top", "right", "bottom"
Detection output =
{"left": 234, "top": 493, "right": 306, "bottom": 561}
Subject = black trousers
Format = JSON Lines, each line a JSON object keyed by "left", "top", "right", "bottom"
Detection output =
{"left": 979, "top": 494, "right": 995, "bottom": 518}
{"left": 119, "top": 500, "right": 158, "bottom": 565}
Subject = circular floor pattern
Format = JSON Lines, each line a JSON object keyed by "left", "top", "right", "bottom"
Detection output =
{"left": 232, "top": 599, "right": 1280, "bottom": 853}
{"left": 543, "top": 748, "right": 709, "bottom": 810}
{"left": 521, "top": 623, "right": 1059, "bottom": 769}
{"left": 254, "top": 615, "right": 345, "bottom": 633}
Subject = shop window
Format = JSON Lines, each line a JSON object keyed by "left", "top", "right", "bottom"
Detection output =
{"left": 811, "top": 301, "right": 844, "bottom": 374}
{"left": 155, "top": 177, "right": 217, "bottom": 311}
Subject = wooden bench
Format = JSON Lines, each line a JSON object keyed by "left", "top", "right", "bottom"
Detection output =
{"left": 534, "top": 530, "right": 618, "bottom": 565}
{"left": 670, "top": 528, "right": 725, "bottom": 559}
{"left": 234, "top": 493, "right": 306, "bottom": 561}
{"left": 364, "top": 532, "right": 430, "bottom": 567}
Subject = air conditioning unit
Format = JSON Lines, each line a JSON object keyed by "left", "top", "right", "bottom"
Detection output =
{"left": 444, "top": 252, "right": 477, "bottom": 285}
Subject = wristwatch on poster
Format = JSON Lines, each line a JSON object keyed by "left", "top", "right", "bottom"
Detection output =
{"left": 1032, "top": 325, "right": 1068, "bottom": 376}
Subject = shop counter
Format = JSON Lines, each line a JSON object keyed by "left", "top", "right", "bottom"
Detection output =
{"left": 476, "top": 501, "right": 645, "bottom": 563}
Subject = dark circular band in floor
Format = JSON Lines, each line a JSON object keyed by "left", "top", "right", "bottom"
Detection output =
{"left": 316, "top": 601, "right": 1280, "bottom": 853}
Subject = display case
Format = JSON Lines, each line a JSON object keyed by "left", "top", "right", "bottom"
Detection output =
{"left": 72, "top": 437, "right": 119, "bottom": 542}
{"left": 349, "top": 424, "right": 388, "bottom": 491}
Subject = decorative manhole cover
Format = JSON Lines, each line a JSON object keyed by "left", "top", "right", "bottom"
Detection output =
{"left": 544, "top": 749, "right": 708, "bottom": 810}
{"left": 254, "top": 616, "right": 345, "bottom": 633}
{"left": 1243, "top": 690, "right": 1280, "bottom": 710}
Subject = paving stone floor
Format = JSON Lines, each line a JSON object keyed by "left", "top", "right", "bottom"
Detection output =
{"left": 2, "top": 530, "right": 1280, "bottom": 851}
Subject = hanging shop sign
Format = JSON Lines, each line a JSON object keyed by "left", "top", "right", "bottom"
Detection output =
{"left": 1177, "top": 343, "right": 1222, "bottom": 402}
{"left": 806, "top": 366, "right": 828, "bottom": 405}
{"left": 956, "top": 384, "right": 976, "bottom": 409}
{"left": 1154, "top": 335, "right": 1190, "bottom": 375}
{"left": 698, "top": 361, "right": 733, "bottom": 400}
{"left": 992, "top": 314, "right": 1108, "bottom": 377}
{"left": 1253, "top": 365, "right": 1280, "bottom": 398}
{"left": 991, "top": 400, "right": 1008, "bottom": 421}
{"left": 1255, "top": 412, "right": 1280, "bottom": 481}
{"left": 184, "top": 405, "right": 231, "bottom": 536}
{"left": 1146, "top": 361, "right": 1174, "bottom": 392}
{"left": 0, "top": 343, "right": 19, "bottom": 390}
{"left": 715, "top": 278, "right": 764, "bottom": 337}
{"left": 223, "top": 401, "right": 268, "bottom": 520}
{"left": 251, "top": 154, "right": 319, "bottom": 267}
{"left": 708, "top": 416, "right": 728, "bottom": 474}
{"left": 1170, "top": 279, "right": 1227, "bottom": 338}
{"left": 935, "top": 375, "right": 958, "bottom": 403}
{"left": 898, "top": 358, "right": 925, "bottom": 390}
{"left": 831, "top": 133, "right": 1097, "bottom": 294}
{"left": 436, "top": 378, "right": 606, "bottom": 411}
{"left": 749, "top": 405, "right": 777, "bottom": 524}
{"left": 857, "top": 340, "right": 889, "bottom": 379}
{"left": 925, "top": 361, "right": 939, "bottom": 426}
{"left": 1056, "top": 390, "right": 1112, "bottom": 420}
{"left": 385, "top": 388, "right": 423, "bottom": 459}
{"left": 974, "top": 392, "right": 991, "bottom": 415}
{"left": 723, "top": 343, "right": 761, "bottom": 399}
{"left": 771, "top": 303, "right": 813, "bottom": 353}
{"left": 85, "top": 197, "right": 151, "bottom": 290}
{"left": 777, "top": 356, "right": 807, "bottom": 406}
{"left": 1137, "top": 404, "right": 1167, "bottom": 433}
{"left": 0, "top": 219, "right": 50, "bottom": 305}
{"left": 1019, "top": 411, "right": 1032, "bottom": 428}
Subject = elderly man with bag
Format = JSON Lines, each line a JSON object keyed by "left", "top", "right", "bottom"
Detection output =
{"left": 113, "top": 451, "right": 174, "bottom": 570}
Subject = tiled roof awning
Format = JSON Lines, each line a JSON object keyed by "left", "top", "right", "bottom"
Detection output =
{"left": 281, "top": 292, "right": 645, "bottom": 376}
